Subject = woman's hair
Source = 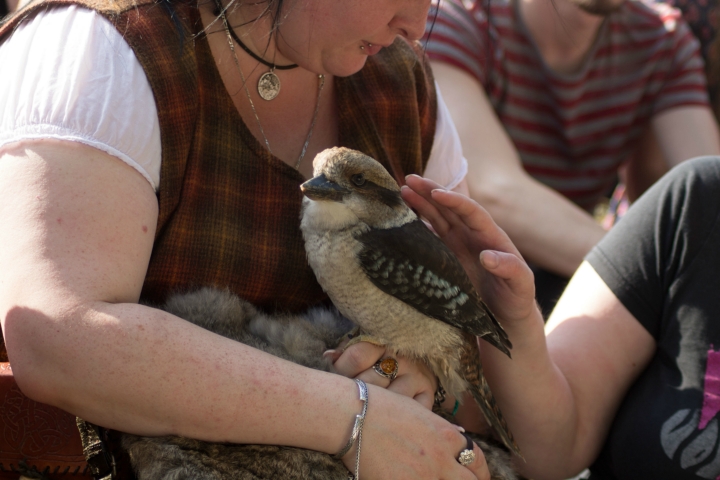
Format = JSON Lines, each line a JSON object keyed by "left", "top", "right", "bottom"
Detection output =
{"left": 207, "top": 0, "right": 286, "bottom": 57}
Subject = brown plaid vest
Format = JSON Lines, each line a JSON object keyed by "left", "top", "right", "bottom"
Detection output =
{"left": 0, "top": 0, "right": 437, "bottom": 313}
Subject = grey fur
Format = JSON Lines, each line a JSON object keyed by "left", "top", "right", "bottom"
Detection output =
{"left": 121, "top": 287, "right": 519, "bottom": 480}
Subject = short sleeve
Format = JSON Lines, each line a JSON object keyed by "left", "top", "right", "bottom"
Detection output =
{"left": 424, "top": 0, "right": 492, "bottom": 87}
{"left": 423, "top": 84, "right": 468, "bottom": 191}
{"left": 0, "top": 5, "right": 161, "bottom": 190}
{"left": 650, "top": 4, "right": 710, "bottom": 115}
{"left": 586, "top": 156, "right": 720, "bottom": 338}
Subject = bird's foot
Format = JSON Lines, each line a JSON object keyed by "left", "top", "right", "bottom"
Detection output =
{"left": 341, "top": 329, "right": 387, "bottom": 351}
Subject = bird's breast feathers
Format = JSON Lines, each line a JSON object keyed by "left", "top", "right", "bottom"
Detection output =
{"left": 303, "top": 225, "right": 463, "bottom": 358}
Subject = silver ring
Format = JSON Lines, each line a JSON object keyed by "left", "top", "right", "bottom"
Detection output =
{"left": 372, "top": 357, "right": 398, "bottom": 381}
{"left": 457, "top": 433, "right": 476, "bottom": 466}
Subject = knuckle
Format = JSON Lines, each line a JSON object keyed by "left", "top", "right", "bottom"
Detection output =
{"left": 438, "top": 425, "right": 461, "bottom": 445}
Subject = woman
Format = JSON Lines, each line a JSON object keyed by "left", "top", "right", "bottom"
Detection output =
{"left": 0, "top": 0, "right": 493, "bottom": 477}
{"left": 403, "top": 155, "right": 720, "bottom": 479}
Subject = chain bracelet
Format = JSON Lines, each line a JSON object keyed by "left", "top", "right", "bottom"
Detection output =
{"left": 353, "top": 379, "right": 368, "bottom": 480}
{"left": 335, "top": 379, "right": 368, "bottom": 480}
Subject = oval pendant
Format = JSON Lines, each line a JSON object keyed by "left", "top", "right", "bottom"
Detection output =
{"left": 258, "top": 71, "right": 281, "bottom": 101}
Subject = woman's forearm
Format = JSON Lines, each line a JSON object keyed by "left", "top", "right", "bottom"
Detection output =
{"left": 477, "top": 306, "right": 585, "bottom": 479}
{"left": 5, "top": 299, "right": 360, "bottom": 454}
{"left": 478, "top": 263, "right": 656, "bottom": 479}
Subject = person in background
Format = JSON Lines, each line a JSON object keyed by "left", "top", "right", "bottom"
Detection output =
{"left": 668, "top": 0, "right": 720, "bottom": 113}
{"left": 424, "top": 0, "right": 720, "bottom": 314}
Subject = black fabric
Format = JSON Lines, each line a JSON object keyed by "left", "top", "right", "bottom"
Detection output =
{"left": 585, "top": 156, "right": 720, "bottom": 479}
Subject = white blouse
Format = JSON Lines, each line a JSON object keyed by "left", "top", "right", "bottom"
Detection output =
{"left": 0, "top": 6, "right": 467, "bottom": 191}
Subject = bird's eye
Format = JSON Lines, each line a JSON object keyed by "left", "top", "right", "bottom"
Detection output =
{"left": 351, "top": 173, "right": 366, "bottom": 186}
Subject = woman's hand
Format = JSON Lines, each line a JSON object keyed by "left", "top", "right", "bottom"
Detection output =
{"left": 330, "top": 340, "right": 437, "bottom": 410}
{"left": 340, "top": 382, "right": 492, "bottom": 479}
{"left": 401, "top": 175, "right": 536, "bottom": 325}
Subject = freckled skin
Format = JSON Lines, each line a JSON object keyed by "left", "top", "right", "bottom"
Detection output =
{"left": 119, "top": 288, "right": 519, "bottom": 480}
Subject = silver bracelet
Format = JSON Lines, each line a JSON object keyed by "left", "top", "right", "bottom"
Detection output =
{"left": 353, "top": 379, "right": 367, "bottom": 480}
{"left": 334, "top": 379, "right": 368, "bottom": 480}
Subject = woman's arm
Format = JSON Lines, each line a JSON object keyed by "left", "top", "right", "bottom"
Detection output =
{"left": 0, "top": 139, "right": 488, "bottom": 479}
{"left": 431, "top": 61, "right": 605, "bottom": 278}
{"left": 0, "top": 139, "right": 347, "bottom": 445}
{"left": 401, "top": 177, "right": 656, "bottom": 479}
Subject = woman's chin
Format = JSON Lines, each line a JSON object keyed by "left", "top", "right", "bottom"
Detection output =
{"left": 323, "top": 56, "right": 369, "bottom": 78}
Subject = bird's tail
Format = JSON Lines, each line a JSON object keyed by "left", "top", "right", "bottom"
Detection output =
{"left": 461, "top": 335, "right": 523, "bottom": 459}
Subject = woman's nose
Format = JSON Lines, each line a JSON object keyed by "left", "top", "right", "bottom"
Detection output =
{"left": 389, "top": 0, "right": 432, "bottom": 41}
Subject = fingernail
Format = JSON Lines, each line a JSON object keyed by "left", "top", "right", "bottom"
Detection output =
{"left": 455, "top": 426, "right": 466, "bottom": 432}
{"left": 431, "top": 188, "right": 447, "bottom": 194}
{"left": 481, "top": 251, "right": 499, "bottom": 269}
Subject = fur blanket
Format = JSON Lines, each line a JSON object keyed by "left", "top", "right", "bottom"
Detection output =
{"left": 120, "top": 288, "right": 519, "bottom": 480}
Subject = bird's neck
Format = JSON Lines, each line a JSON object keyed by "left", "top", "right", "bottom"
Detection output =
{"left": 300, "top": 199, "right": 360, "bottom": 233}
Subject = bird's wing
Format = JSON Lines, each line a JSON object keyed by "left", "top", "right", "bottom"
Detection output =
{"left": 355, "top": 219, "right": 511, "bottom": 356}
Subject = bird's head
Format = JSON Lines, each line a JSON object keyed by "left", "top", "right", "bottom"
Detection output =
{"left": 300, "top": 148, "right": 416, "bottom": 231}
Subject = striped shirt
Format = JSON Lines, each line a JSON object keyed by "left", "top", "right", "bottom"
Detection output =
{"left": 425, "top": 0, "right": 709, "bottom": 209}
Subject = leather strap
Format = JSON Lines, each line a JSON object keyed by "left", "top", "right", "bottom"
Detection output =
{"left": 76, "top": 419, "right": 115, "bottom": 480}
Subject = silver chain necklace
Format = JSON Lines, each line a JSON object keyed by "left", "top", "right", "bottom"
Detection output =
{"left": 217, "top": 1, "right": 325, "bottom": 170}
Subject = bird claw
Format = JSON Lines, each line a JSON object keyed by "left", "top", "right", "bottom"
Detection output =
{"left": 339, "top": 327, "right": 387, "bottom": 351}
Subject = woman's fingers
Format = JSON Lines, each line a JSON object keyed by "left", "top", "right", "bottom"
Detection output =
{"left": 404, "top": 175, "right": 522, "bottom": 261}
{"left": 477, "top": 248, "right": 537, "bottom": 322}
{"left": 429, "top": 188, "right": 521, "bottom": 257}
{"left": 387, "top": 361, "right": 436, "bottom": 410}
{"left": 332, "top": 341, "right": 385, "bottom": 378}
{"left": 403, "top": 175, "right": 474, "bottom": 237}
{"left": 480, "top": 250, "right": 533, "bottom": 290}
{"left": 444, "top": 430, "right": 492, "bottom": 480}
{"left": 355, "top": 367, "right": 392, "bottom": 389}
{"left": 401, "top": 180, "right": 452, "bottom": 236}
{"left": 459, "top": 440, "right": 491, "bottom": 480}
{"left": 333, "top": 340, "right": 440, "bottom": 408}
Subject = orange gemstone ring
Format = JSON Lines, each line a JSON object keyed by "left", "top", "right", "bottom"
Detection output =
{"left": 373, "top": 357, "right": 399, "bottom": 381}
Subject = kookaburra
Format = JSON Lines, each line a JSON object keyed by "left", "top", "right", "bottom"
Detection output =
{"left": 300, "top": 147, "right": 521, "bottom": 457}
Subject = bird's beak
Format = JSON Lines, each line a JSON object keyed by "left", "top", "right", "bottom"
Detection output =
{"left": 301, "top": 174, "right": 350, "bottom": 202}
